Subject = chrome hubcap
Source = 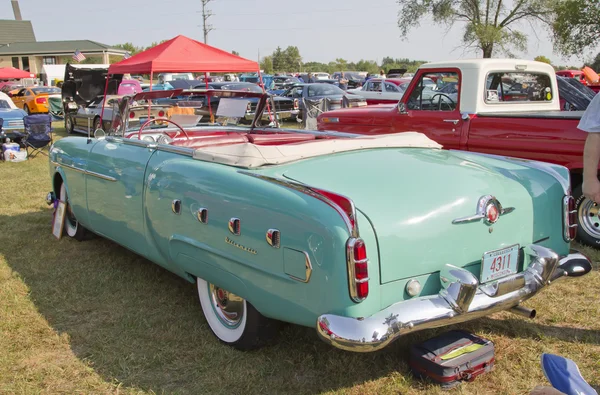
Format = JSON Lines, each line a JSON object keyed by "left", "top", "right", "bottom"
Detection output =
{"left": 578, "top": 198, "right": 600, "bottom": 238}
{"left": 209, "top": 284, "right": 244, "bottom": 328}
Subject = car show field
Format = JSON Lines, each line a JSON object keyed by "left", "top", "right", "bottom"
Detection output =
{"left": 0, "top": 123, "right": 599, "bottom": 394}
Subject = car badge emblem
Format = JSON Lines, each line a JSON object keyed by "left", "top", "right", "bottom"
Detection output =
{"left": 452, "top": 195, "right": 514, "bottom": 225}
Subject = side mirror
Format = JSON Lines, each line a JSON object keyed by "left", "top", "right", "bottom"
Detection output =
{"left": 93, "top": 128, "right": 106, "bottom": 140}
{"left": 398, "top": 102, "right": 408, "bottom": 114}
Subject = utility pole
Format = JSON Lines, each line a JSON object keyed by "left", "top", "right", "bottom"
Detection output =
{"left": 201, "top": 0, "right": 213, "bottom": 44}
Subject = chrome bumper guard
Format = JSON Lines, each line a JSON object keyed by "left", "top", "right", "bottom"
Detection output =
{"left": 316, "top": 245, "right": 592, "bottom": 352}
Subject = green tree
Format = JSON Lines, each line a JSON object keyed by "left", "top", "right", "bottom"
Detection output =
{"left": 534, "top": 55, "right": 552, "bottom": 65}
{"left": 397, "top": 0, "right": 555, "bottom": 58}
{"left": 113, "top": 42, "right": 143, "bottom": 55}
{"left": 232, "top": 50, "right": 240, "bottom": 56}
{"left": 284, "top": 46, "right": 302, "bottom": 71}
{"left": 553, "top": 0, "right": 600, "bottom": 56}
{"left": 261, "top": 56, "right": 274, "bottom": 74}
{"left": 356, "top": 59, "right": 380, "bottom": 74}
{"left": 335, "top": 58, "right": 348, "bottom": 71}
{"left": 589, "top": 52, "right": 600, "bottom": 72}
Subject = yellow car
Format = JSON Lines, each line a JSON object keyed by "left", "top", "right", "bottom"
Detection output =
{"left": 10, "top": 86, "right": 61, "bottom": 114}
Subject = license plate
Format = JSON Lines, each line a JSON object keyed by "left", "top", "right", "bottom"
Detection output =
{"left": 480, "top": 244, "right": 519, "bottom": 283}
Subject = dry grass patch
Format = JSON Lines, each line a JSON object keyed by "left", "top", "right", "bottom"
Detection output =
{"left": 0, "top": 123, "right": 598, "bottom": 394}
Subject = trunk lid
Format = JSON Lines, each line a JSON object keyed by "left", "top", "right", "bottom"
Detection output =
{"left": 277, "top": 148, "right": 535, "bottom": 283}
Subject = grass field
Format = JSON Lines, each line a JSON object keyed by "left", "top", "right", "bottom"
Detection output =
{"left": 1, "top": 123, "right": 599, "bottom": 394}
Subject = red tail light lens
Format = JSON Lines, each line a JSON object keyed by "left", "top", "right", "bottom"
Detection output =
{"left": 129, "top": 111, "right": 135, "bottom": 119}
{"left": 312, "top": 188, "right": 356, "bottom": 229}
{"left": 158, "top": 110, "right": 165, "bottom": 117}
{"left": 35, "top": 97, "right": 47, "bottom": 104}
{"left": 347, "top": 238, "right": 369, "bottom": 302}
{"left": 293, "top": 98, "right": 299, "bottom": 110}
{"left": 563, "top": 195, "right": 577, "bottom": 241}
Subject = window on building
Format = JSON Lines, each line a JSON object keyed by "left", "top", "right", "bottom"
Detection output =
{"left": 11, "top": 57, "right": 19, "bottom": 68}
{"left": 43, "top": 56, "right": 57, "bottom": 65}
{"left": 21, "top": 57, "right": 30, "bottom": 71}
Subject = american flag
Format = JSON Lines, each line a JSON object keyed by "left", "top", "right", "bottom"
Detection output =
{"left": 72, "top": 50, "right": 86, "bottom": 62}
{"left": 124, "top": 52, "right": 131, "bottom": 59}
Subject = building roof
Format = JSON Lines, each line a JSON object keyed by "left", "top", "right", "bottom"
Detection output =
{"left": 0, "top": 20, "right": 36, "bottom": 45}
{"left": 0, "top": 40, "right": 128, "bottom": 56}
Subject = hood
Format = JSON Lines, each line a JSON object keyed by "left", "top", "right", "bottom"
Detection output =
{"left": 275, "top": 148, "right": 538, "bottom": 283}
{"left": 62, "top": 63, "right": 123, "bottom": 107}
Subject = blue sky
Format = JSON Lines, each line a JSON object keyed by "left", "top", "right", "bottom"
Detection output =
{"left": 2, "top": 0, "right": 597, "bottom": 66}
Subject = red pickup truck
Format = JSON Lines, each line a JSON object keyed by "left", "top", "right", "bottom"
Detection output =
{"left": 317, "top": 59, "right": 600, "bottom": 247}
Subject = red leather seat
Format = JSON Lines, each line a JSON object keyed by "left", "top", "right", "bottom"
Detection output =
{"left": 174, "top": 134, "right": 249, "bottom": 148}
{"left": 247, "top": 134, "right": 316, "bottom": 145}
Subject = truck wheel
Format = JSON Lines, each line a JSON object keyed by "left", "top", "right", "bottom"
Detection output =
{"left": 65, "top": 115, "right": 74, "bottom": 134}
{"left": 59, "top": 183, "right": 88, "bottom": 241}
{"left": 573, "top": 185, "right": 600, "bottom": 247}
{"left": 196, "top": 277, "right": 278, "bottom": 350}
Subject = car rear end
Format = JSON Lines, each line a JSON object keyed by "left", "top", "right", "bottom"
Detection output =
{"left": 259, "top": 147, "right": 590, "bottom": 352}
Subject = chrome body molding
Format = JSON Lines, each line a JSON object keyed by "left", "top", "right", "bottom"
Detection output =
{"left": 316, "top": 245, "right": 592, "bottom": 352}
{"left": 452, "top": 195, "right": 515, "bottom": 225}
{"left": 288, "top": 251, "right": 313, "bottom": 283}
{"left": 239, "top": 172, "right": 359, "bottom": 238}
{"left": 225, "top": 236, "right": 257, "bottom": 255}
{"left": 51, "top": 160, "right": 117, "bottom": 182}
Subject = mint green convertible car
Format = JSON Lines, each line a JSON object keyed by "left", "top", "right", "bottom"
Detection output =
{"left": 47, "top": 90, "right": 592, "bottom": 352}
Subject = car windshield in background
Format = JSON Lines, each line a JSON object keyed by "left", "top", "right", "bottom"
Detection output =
{"left": 0, "top": 100, "right": 11, "bottom": 109}
{"left": 307, "top": 84, "right": 345, "bottom": 97}
{"left": 485, "top": 72, "right": 553, "bottom": 103}
{"left": 32, "top": 87, "right": 61, "bottom": 94}
{"left": 220, "top": 83, "right": 263, "bottom": 93}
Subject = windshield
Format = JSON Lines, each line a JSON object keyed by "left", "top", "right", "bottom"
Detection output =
{"left": 307, "top": 84, "right": 345, "bottom": 97}
{"left": 0, "top": 100, "right": 11, "bottom": 109}
{"left": 32, "top": 87, "right": 61, "bottom": 94}
{"left": 220, "top": 83, "right": 263, "bottom": 93}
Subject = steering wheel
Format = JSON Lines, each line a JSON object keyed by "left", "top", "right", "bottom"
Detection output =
{"left": 137, "top": 117, "right": 189, "bottom": 141}
{"left": 429, "top": 93, "right": 456, "bottom": 111}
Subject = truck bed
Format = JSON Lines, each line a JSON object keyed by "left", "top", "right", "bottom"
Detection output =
{"left": 477, "top": 111, "right": 584, "bottom": 120}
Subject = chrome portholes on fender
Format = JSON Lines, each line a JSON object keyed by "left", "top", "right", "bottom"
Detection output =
{"left": 266, "top": 229, "right": 280, "bottom": 248}
{"left": 228, "top": 218, "right": 241, "bottom": 235}
{"left": 197, "top": 208, "right": 208, "bottom": 224}
{"left": 196, "top": 277, "right": 279, "bottom": 350}
{"left": 172, "top": 199, "right": 182, "bottom": 214}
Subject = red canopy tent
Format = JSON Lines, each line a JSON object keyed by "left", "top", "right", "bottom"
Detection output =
{"left": 107, "top": 34, "right": 259, "bottom": 75}
{"left": 0, "top": 67, "right": 34, "bottom": 79}
{"left": 101, "top": 35, "right": 269, "bottom": 126}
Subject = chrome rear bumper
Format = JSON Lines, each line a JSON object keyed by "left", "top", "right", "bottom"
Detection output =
{"left": 316, "top": 245, "right": 592, "bottom": 352}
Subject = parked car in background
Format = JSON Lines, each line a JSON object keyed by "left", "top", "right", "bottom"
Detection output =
{"left": 47, "top": 88, "right": 592, "bottom": 352}
{"left": 0, "top": 82, "right": 23, "bottom": 94}
{"left": 10, "top": 86, "right": 61, "bottom": 114}
{"left": 313, "top": 72, "right": 330, "bottom": 80}
{"left": 348, "top": 78, "right": 408, "bottom": 104}
{"left": 556, "top": 70, "right": 587, "bottom": 85}
{"left": 332, "top": 72, "right": 364, "bottom": 89}
{"left": 118, "top": 79, "right": 143, "bottom": 96}
{"left": 280, "top": 83, "right": 365, "bottom": 120}
{"left": 557, "top": 75, "right": 595, "bottom": 111}
{"left": 0, "top": 91, "right": 26, "bottom": 136}
{"left": 272, "top": 76, "right": 301, "bottom": 90}
{"left": 158, "top": 72, "right": 194, "bottom": 82}
{"left": 386, "top": 68, "right": 407, "bottom": 78}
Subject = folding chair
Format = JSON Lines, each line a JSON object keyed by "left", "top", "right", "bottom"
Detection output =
{"left": 302, "top": 98, "right": 328, "bottom": 130}
{"left": 22, "top": 114, "right": 53, "bottom": 158}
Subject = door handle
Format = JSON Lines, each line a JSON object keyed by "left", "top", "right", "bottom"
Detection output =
{"left": 443, "top": 119, "right": 459, "bottom": 125}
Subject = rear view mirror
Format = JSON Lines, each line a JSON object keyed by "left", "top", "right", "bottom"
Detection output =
{"left": 398, "top": 102, "right": 408, "bottom": 114}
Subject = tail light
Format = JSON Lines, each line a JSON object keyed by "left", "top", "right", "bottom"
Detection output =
{"left": 247, "top": 102, "right": 252, "bottom": 112}
{"left": 35, "top": 97, "right": 47, "bottom": 104}
{"left": 563, "top": 195, "right": 577, "bottom": 241}
{"left": 347, "top": 237, "right": 369, "bottom": 302}
{"left": 129, "top": 111, "right": 135, "bottom": 119}
{"left": 293, "top": 98, "right": 299, "bottom": 110}
{"left": 158, "top": 110, "right": 165, "bottom": 117}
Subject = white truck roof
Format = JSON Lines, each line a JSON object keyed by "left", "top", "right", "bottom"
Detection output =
{"left": 418, "top": 58, "right": 559, "bottom": 114}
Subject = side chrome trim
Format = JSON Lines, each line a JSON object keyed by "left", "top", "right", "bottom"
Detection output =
{"left": 52, "top": 161, "right": 117, "bottom": 182}
{"left": 288, "top": 251, "right": 313, "bottom": 283}
{"left": 452, "top": 195, "right": 514, "bottom": 225}
{"left": 239, "top": 172, "right": 358, "bottom": 237}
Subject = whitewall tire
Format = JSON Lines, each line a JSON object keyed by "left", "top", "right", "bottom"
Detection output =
{"left": 59, "top": 183, "right": 87, "bottom": 241}
{"left": 196, "top": 277, "right": 278, "bottom": 350}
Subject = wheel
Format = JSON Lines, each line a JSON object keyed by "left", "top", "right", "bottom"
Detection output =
{"left": 59, "top": 183, "right": 87, "bottom": 241}
{"left": 93, "top": 117, "right": 102, "bottom": 131}
{"left": 573, "top": 184, "right": 600, "bottom": 247}
{"left": 65, "top": 115, "right": 74, "bottom": 134}
{"left": 196, "top": 277, "right": 278, "bottom": 350}
{"left": 24, "top": 104, "right": 31, "bottom": 115}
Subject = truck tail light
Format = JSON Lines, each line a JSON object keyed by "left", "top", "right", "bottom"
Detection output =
{"left": 293, "top": 98, "right": 299, "bottom": 110}
{"left": 36, "top": 97, "right": 47, "bottom": 104}
{"left": 563, "top": 195, "right": 577, "bottom": 241}
{"left": 129, "top": 111, "right": 135, "bottom": 119}
{"left": 158, "top": 110, "right": 165, "bottom": 117}
{"left": 347, "top": 237, "right": 369, "bottom": 302}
